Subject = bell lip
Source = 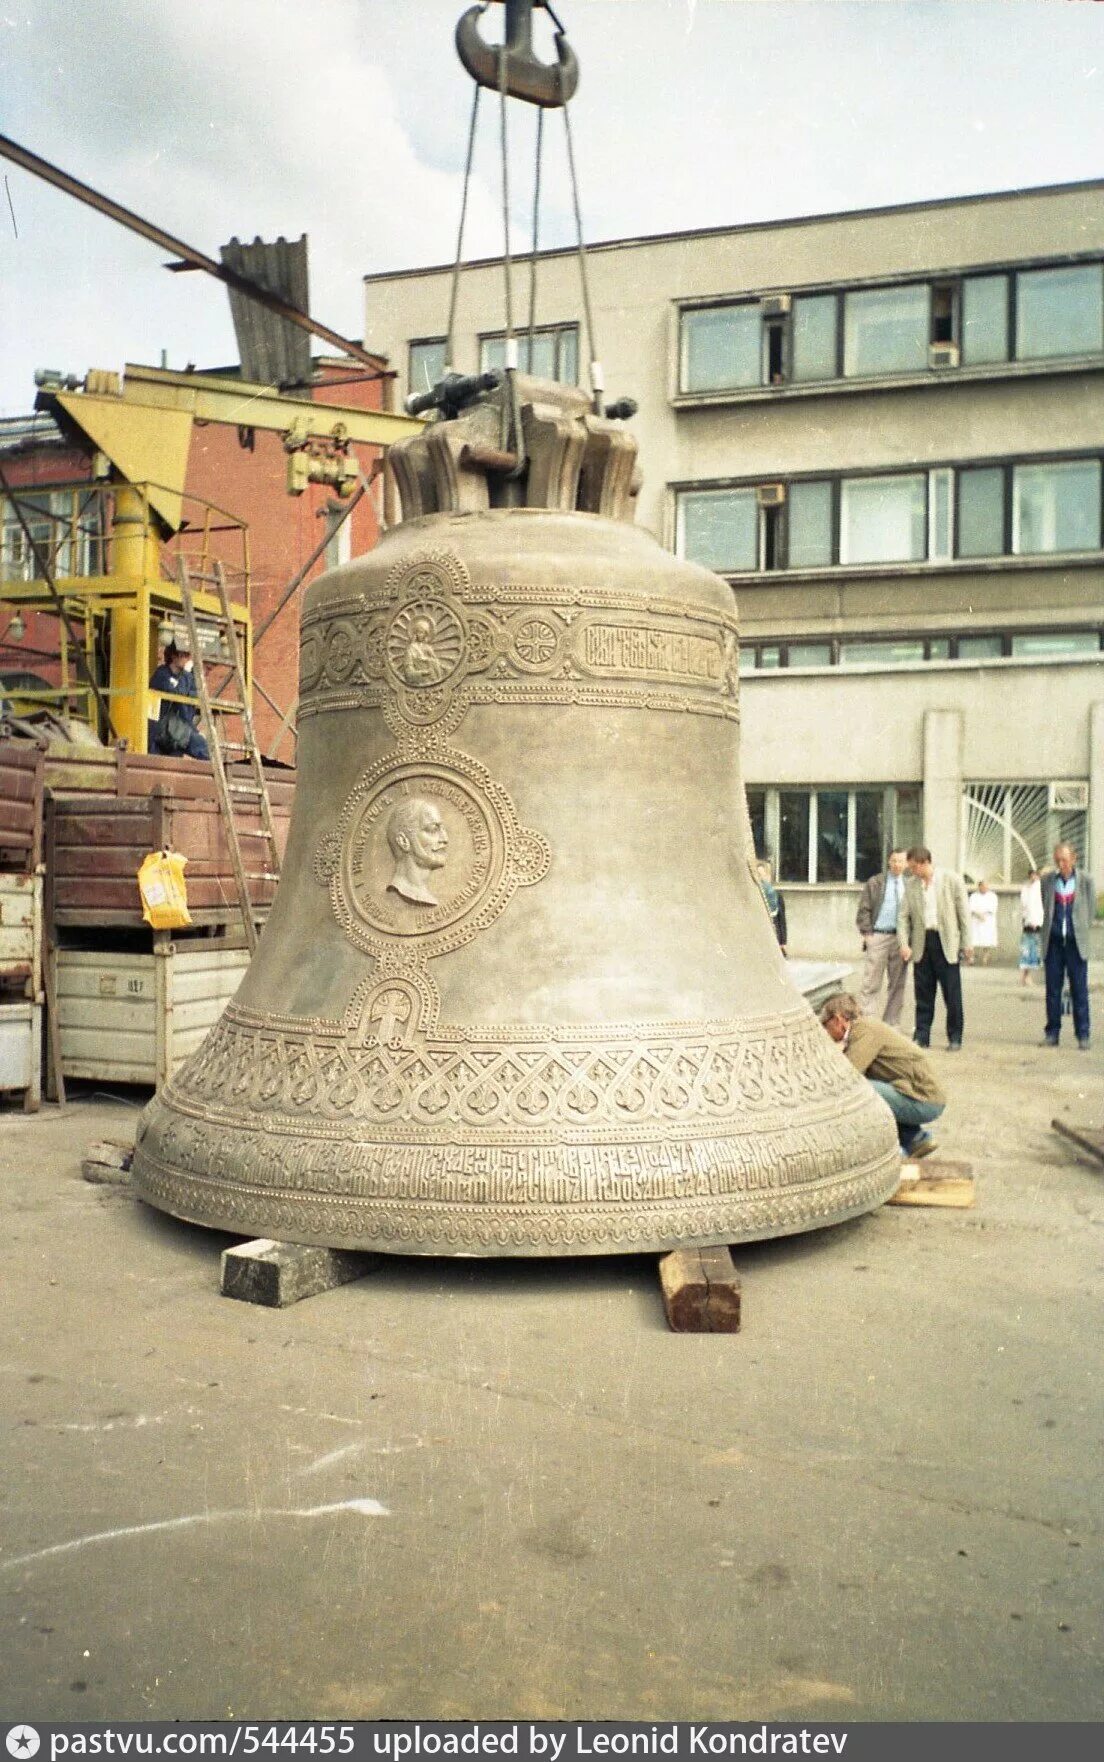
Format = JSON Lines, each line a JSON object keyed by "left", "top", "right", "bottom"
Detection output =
{"left": 130, "top": 1105, "right": 903, "bottom": 1259}
{"left": 131, "top": 1152, "right": 903, "bottom": 1259}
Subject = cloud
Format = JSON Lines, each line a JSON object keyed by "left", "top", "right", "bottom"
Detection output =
{"left": 2, "top": 0, "right": 1103, "bottom": 413}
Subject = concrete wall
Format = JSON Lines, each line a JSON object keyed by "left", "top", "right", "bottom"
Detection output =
{"left": 740, "top": 654, "right": 1102, "bottom": 785}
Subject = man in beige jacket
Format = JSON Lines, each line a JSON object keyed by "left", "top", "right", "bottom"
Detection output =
{"left": 898, "top": 846, "right": 973, "bottom": 1049}
{"left": 820, "top": 992, "right": 946, "bottom": 1159}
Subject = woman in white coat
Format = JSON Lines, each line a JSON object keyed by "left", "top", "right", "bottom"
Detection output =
{"left": 968, "top": 878, "right": 999, "bottom": 965}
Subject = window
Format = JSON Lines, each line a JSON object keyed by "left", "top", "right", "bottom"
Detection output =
{"left": 677, "top": 489, "right": 758, "bottom": 571}
{"left": 1010, "top": 630, "right": 1101, "bottom": 658}
{"left": 854, "top": 792, "right": 886, "bottom": 882}
{"left": 791, "top": 295, "right": 837, "bottom": 382}
{"left": 1, "top": 488, "right": 99, "bottom": 583}
{"left": 957, "top": 635, "right": 1004, "bottom": 660}
{"left": 957, "top": 467, "right": 1005, "bottom": 557}
{"left": 677, "top": 456, "right": 1102, "bottom": 577}
{"left": 745, "top": 789, "right": 767, "bottom": 859}
{"left": 787, "top": 480, "right": 833, "bottom": 567}
{"left": 839, "top": 473, "right": 927, "bottom": 564}
{"left": 839, "top": 638, "right": 925, "bottom": 667}
{"left": 480, "top": 323, "right": 579, "bottom": 383}
{"left": 677, "top": 260, "right": 1103, "bottom": 399}
{"left": 816, "top": 791, "right": 849, "bottom": 883}
{"left": 409, "top": 338, "right": 446, "bottom": 396}
{"left": 764, "top": 787, "right": 894, "bottom": 884}
{"left": 1015, "top": 264, "right": 1104, "bottom": 360}
{"left": 843, "top": 285, "right": 929, "bottom": 377}
{"left": 778, "top": 792, "right": 811, "bottom": 883}
{"left": 929, "top": 468, "right": 953, "bottom": 561}
{"left": 930, "top": 282, "right": 956, "bottom": 345}
{"left": 736, "top": 630, "right": 1100, "bottom": 674}
{"left": 1013, "top": 459, "right": 1102, "bottom": 554}
{"left": 680, "top": 304, "right": 759, "bottom": 393}
{"left": 962, "top": 274, "right": 1009, "bottom": 365}
{"left": 787, "top": 642, "right": 832, "bottom": 667}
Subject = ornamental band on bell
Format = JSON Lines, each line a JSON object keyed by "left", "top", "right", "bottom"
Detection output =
{"left": 297, "top": 546, "right": 742, "bottom": 732}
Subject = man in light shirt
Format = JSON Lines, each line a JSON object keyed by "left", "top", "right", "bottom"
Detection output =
{"left": 856, "top": 848, "right": 909, "bottom": 1025}
{"left": 898, "top": 845, "right": 973, "bottom": 1050}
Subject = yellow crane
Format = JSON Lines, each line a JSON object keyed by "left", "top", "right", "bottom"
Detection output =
{"left": 1, "top": 365, "right": 421, "bottom": 753}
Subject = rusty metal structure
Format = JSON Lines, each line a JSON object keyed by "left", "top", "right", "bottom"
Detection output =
{"left": 131, "top": 370, "right": 900, "bottom": 1253}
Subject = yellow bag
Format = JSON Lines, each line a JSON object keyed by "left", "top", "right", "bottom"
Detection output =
{"left": 137, "top": 849, "right": 192, "bottom": 930}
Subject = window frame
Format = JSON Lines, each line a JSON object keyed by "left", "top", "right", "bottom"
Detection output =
{"left": 673, "top": 250, "right": 1104, "bottom": 401}
{"left": 478, "top": 321, "right": 580, "bottom": 385}
{"left": 736, "top": 627, "right": 1102, "bottom": 673}
{"left": 672, "top": 449, "right": 1104, "bottom": 577}
{"left": 752, "top": 785, "right": 901, "bottom": 885}
{"left": 408, "top": 336, "right": 447, "bottom": 397}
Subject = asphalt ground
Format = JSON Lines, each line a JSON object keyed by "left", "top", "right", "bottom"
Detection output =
{"left": 1, "top": 966, "right": 1101, "bottom": 1722}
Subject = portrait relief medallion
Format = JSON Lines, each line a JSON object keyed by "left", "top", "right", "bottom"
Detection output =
{"left": 325, "top": 748, "right": 551, "bottom": 962}
{"left": 343, "top": 767, "right": 497, "bottom": 938}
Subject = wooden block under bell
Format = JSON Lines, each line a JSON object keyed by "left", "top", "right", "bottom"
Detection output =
{"left": 887, "top": 1160, "right": 975, "bottom": 1208}
{"left": 220, "top": 1239, "right": 379, "bottom": 1308}
{"left": 659, "top": 1245, "right": 742, "bottom": 1333}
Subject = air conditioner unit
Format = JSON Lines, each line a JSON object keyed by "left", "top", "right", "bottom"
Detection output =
{"left": 929, "top": 342, "right": 960, "bottom": 369}
{"left": 756, "top": 483, "right": 787, "bottom": 508}
{"left": 761, "top": 294, "right": 792, "bottom": 318}
{"left": 1048, "top": 781, "right": 1089, "bottom": 810}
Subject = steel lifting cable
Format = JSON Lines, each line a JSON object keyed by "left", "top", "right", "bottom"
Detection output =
{"left": 559, "top": 57, "right": 602, "bottom": 414}
{"left": 497, "top": 41, "right": 527, "bottom": 473}
{"left": 526, "top": 106, "right": 544, "bottom": 361}
{"left": 443, "top": 0, "right": 592, "bottom": 449}
{"left": 445, "top": 80, "right": 483, "bottom": 373}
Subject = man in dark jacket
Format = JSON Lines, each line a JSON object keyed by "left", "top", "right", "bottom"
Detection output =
{"left": 149, "top": 637, "right": 209, "bottom": 761}
{"left": 856, "top": 849, "right": 908, "bottom": 1025}
{"left": 1040, "top": 842, "right": 1095, "bottom": 1049}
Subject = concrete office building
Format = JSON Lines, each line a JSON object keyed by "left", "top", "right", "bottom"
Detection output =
{"left": 364, "top": 181, "right": 1104, "bottom": 956}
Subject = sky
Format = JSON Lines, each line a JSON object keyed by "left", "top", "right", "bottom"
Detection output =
{"left": 1, "top": 0, "right": 1102, "bottom": 414}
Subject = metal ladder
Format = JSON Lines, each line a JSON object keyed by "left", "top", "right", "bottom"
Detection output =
{"left": 176, "top": 556, "right": 281, "bottom": 954}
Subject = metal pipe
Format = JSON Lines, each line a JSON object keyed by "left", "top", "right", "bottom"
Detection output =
{"left": 0, "top": 132, "right": 390, "bottom": 378}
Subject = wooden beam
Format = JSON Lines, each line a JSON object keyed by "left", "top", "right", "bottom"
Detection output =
{"left": 221, "top": 1238, "right": 379, "bottom": 1308}
{"left": 658, "top": 1244, "right": 742, "bottom": 1333}
{"left": 81, "top": 1139, "right": 133, "bottom": 1184}
{"left": 1051, "top": 1119, "right": 1104, "bottom": 1170}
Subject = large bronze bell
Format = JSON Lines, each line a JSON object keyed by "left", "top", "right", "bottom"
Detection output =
{"left": 132, "top": 377, "right": 900, "bottom": 1254}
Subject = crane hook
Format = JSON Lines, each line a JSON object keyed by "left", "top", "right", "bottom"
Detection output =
{"left": 455, "top": 0, "right": 579, "bottom": 107}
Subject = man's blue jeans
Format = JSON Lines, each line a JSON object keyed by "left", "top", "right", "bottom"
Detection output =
{"left": 868, "top": 1079, "right": 944, "bottom": 1150}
